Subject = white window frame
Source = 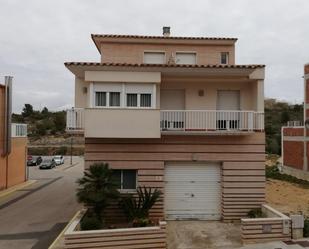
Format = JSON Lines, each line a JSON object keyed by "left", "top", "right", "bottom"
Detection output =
{"left": 143, "top": 51, "right": 166, "bottom": 64}
{"left": 221, "top": 52, "right": 229, "bottom": 65}
{"left": 125, "top": 93, "right": 153, "bottom": 108}
{"left": 175, "top": 51, "right": 197, "bottom": 65}
{"left": 92, "top": 83, "right": 156, "bottom": 109}
{"left": 114, "top": 169, "right": 137, "bottom": 193}
{"left": 94, "top": 91, "right": 121, "bottom": 108}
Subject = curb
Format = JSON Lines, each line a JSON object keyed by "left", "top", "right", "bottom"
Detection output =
{"left": 0, "top": 180, "right": 37, "bottom": 198}
{"left": 48, "top": 210, "right": 82, "bottom": 249}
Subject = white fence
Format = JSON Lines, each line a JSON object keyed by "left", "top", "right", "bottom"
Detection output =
{"left": 66, "top": 108, "right": 84, "bottom": 131}
{"left": 160, "top": 110, "right": 264, "bottom": 132}
{"left": 11, "top": 123, "right": 27, "bottom": 137}
{"left": 287, "top": 120, "right": 303, "bottom": 127}
{"left": 66, "top": 109, "right": 264, "bottom": 132}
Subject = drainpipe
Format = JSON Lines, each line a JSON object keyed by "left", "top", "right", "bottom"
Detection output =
{"left": 3, "top": 76, "right": 13, "bottom": 188}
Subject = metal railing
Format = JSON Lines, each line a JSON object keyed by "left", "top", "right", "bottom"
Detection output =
{"left": 66, "top": 108, "right": 84, "bottom": 131}
{"left": 11, "top": 123, "right": 27, "bottom": 137}
{"left": 286, "top": 120, "right": 303, "bottom": 127}
{"left": 160, "top": 110, "right": 264, "bottom": 132}
{"left": 66, "top": 108, "right": 264, "bottom": 133}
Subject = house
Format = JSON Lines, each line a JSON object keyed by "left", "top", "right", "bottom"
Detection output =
{"left": 281, "top": 64, "right": 309, "bottom": 180}
{"left": 65, "top": 27, "right": 265, "bottom": 222}
{"left": 0, "top": 76, "right": 28, "bottom": 190}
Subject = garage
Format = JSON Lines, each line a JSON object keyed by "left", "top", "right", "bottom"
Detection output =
{"left": 164, "top": 162, "right": 221, "bottom": 220}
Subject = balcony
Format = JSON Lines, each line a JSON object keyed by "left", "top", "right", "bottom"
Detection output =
{"left": 66, "top": 108, "right": 264, "bottom": 136}
{"left": 160, "top": 110, "right": 264, "bottom": 133}
{"left": 11, "top": 123, "right": 27, "bottom": 137}
{"left": 66, "top": 108, "right": 84, "bottom": 134}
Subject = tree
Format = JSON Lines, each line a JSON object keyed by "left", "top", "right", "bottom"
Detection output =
{"left": 53, "top": 111, "right": 66, "bottom": 133}
{"left": 41, "top": 107, "right": 49, "bottom": 115}
{"left": 76, "top": 163, "right": 120, "bottom": 223}
{"left": 280, "top": 111, "right": 290, "bottom": 124}
{"left": 22, "top": 104, "right": 34, "bottom": 118}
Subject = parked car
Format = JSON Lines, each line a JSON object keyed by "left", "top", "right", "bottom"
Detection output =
{"left": 53, "top": 155, "right": 64, "bottom": 165}
{"left": 27, "top": 156, "right": 42, "bottom": 166}
{"left": 39, "top": 158, "right": 56, "bottom": 169}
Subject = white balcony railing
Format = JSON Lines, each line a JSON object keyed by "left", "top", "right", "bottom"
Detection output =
{"left": 66, "top": 108, "right": 84, "bottom": 132}
{"left": 286, "top": 120, "right": 303, "bottom": 127}
{"left": 160, "top": 110, "right": 264, "bottom": 132}
{"left": 11, "top": 123, "right": 27, "bottom": 137}
{"left": 66, "top": 108, "right": 264, "bottom": 133}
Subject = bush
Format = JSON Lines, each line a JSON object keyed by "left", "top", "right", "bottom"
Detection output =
{"left": 247, "top": 208, "right": 266, "bottom": 218}
{"left": 120, "top": 187, "right": 161, "bottom": 227}
{"left": 266, "top": 165, "right": 309, "bottom": 188}
{"left": 76, "top": 163, "right": 120, "bottom": 224}
{"left": 304, "top": 218, "right": 309, "bottom": 237}
{"left": 54, "top": 146, "right": 67, "bottom": 155}
{"left": 80, "top": 213, "right": 102, "bottom": 231}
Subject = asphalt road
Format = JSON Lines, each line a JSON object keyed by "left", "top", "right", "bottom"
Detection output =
{"left": 0, "top": 156, "right": 83, "bottom": 249}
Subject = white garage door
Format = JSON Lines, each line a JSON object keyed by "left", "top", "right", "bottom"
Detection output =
{"left": 165, "top": 163, "right": 221, "bottom": 220}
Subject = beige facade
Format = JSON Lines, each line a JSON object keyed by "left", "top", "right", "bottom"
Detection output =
{"left": 99, "top": 42, "right": 236, "bottom": 65}
{"left": 65, "top": 31, "right": 266, "bottom": 222}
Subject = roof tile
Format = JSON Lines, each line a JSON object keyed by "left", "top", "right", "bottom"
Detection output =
{"left": 64, "top": 62, "right": 265, "bottom": 69}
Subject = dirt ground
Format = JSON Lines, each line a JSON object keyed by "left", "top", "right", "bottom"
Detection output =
{"left": 167, "top": 221, "right": 242, "bottom": 249}
{"left": 266, "top": 179, "right": 309, "bottom": 216}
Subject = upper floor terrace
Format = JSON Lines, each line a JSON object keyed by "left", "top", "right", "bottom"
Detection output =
{"left": 65, "top": 62, "right": 265, "bottom": 138}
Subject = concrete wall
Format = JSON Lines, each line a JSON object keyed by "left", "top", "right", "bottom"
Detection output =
{"left": 84, "top": 108, "right": 161, "bottom": 138}
{"left": 84, "top": 133, "right": 265, "bottom": 222}
{"left": 100, "top": 43, "right": 235, "bottom": 65}
{"left": 241, "top": 205, "right": 291, "bottom": 244}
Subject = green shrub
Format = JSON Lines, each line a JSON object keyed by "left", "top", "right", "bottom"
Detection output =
{"left": 76, "top": 163, "right": 120, "bottom": 224}
{"left": 54, "top": 146, "right": 67, "bottom": 155}
{"left": 247, "top": 208, "right": 266, "bottom": 218}
{"left": 120, "top": 187, "right": 161, "bottom": 227}
{"left": 304, "top": 218, "right": 309, "bottom": 237}
{"left": 80, "top": 214, "right": 102, "bottom": 231}
{"left": 266, "top": 165, "right": 309, "bottom": 188}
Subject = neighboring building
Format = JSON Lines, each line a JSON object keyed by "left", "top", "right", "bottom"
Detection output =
{"left": 0, "top": 77, "right": 28, "bottom": 190}
{"left": 65, "top": 27, "right": 265, "bottom": 222}
{"left": 281, "top": 64, "right": 309, "bottom": 180}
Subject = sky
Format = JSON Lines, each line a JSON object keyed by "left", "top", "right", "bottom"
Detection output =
{"left": 0, "top": 0, "right": 309, "bottom": 113}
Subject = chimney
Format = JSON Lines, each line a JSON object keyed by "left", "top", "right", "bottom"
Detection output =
{"left": 163, "top": 26, "right": 170, "bottom": 37}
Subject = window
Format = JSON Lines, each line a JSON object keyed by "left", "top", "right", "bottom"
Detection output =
{"left": 112, "top": 170, "right": 137, "bottom": 190}
{"left": 176, "top": 52, "right": 196, "bottom": 65}
{"left": 140, "top": 94, "right": 152, "bottom": 107}
{"left": 95, "top": 92, "right": 107, "bottom": 106}
{"left": 109, "top": 92, "right": 120, "bottom": 106}
{"left": 221, "top": 52, "right": 229, "bottom": 64}
{"left": 143, "top": 52, "right": 165, "bottom": 64}
{"left": 126, "top": 93, "right": 138, "bottom": 107}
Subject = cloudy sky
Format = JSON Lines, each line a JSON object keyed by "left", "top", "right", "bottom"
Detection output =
{"left": 1, "top": 0, "right": 309, "bottom": 113}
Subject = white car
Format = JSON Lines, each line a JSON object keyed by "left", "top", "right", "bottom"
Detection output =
{"left": 53, "top": 155, "right": 64, "bottom": 165}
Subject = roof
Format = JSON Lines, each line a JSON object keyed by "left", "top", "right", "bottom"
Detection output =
{"left": 64, "top": 62, "right": 264, "bottom": 69}
{"left": 91, "top": 34, "right": 238, "bottom": 53}
{"left": 91, "top": 34, "right": 237, "bottom": 41}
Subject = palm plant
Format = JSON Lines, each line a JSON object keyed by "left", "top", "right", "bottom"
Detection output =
{"left": 76, "top": 163, "right": 119, "bottom": 224}
{"left": 120, "top": 186, "right": 161, "bottom": 227}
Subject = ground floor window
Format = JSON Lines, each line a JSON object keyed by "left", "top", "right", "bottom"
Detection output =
{"left": 112, "top": 170, "right": 137, "bottom": 190}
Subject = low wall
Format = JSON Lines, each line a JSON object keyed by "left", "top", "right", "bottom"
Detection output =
{"left": 241, "top": 204, "right": 291, "bottom": 244}
{"left": 64, "top": 210, "right": 167, "bottom": 249}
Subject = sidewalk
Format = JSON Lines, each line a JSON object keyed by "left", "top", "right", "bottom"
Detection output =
{"left": 0, "top": 180, "right": 37, "bottom": 199}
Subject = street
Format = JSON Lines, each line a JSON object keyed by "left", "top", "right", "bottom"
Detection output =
{"left": 0, "top": 156, "right": 83, "bottom": 249}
